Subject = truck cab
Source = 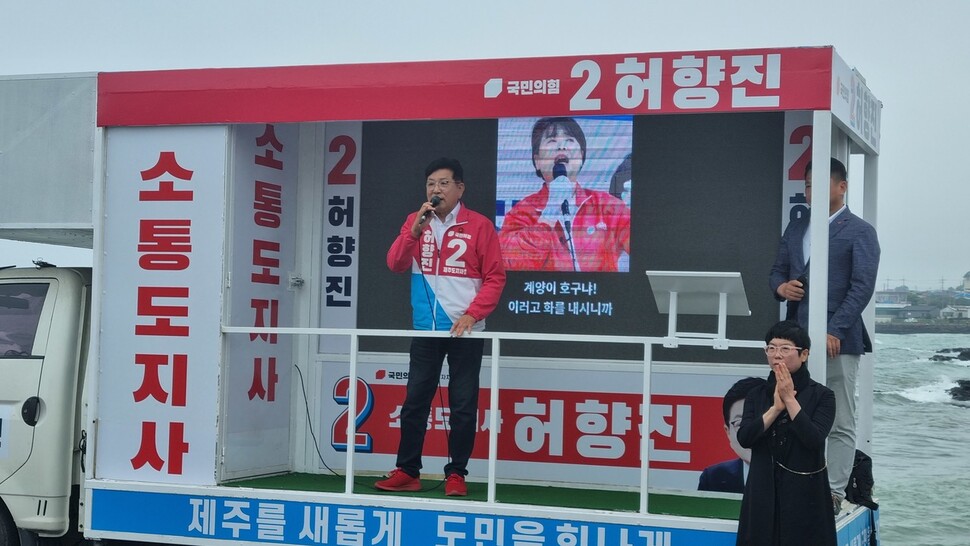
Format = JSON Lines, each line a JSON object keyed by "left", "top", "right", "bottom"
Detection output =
{"left": 0, "top": 267, "right": 91, "bottom": 544}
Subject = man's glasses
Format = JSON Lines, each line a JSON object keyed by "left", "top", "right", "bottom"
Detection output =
{"left": 426, "top": 178, "right": 455, "bottom": 190}
{"left": 764, "top": 344, "right": 803, "bottom": 356}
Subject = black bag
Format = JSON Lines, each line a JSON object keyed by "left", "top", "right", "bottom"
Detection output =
{"left": 845, "top": 449, "right": 879, "bottom": 510}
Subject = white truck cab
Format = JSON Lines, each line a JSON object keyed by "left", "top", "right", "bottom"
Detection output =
{"left": 0, "top": 267, "right": 91, "bottom": 545}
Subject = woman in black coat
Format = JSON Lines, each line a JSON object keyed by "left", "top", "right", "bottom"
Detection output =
{"left": 735, "top": 321, "right": 837, "bottom": 546}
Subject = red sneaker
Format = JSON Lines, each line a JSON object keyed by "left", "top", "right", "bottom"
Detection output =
{"left": 445, "top": 473, "right": 467, "bottom": 496}
{"left": 375, "top": 468, "right": 421, "bottom": 492}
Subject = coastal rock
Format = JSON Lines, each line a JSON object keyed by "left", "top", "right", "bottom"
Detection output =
{"left": 931, "top": 348, "right": 970, "bottom": 362}
{"left": 876, "top": 323, "right": 970, "bottom": 334}
{"left": 948, "top": 380, "right": 970, "bottom": 402}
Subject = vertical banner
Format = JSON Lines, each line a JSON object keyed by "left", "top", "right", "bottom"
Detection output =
{"left": 830, "top": 52, "right": 881, "bottom": 154}
{"left": 781, "top": 111, "right": 812, "bottom": 319}
{"left": 223, "top": 124, "right": 299, "bottom": 478}
{"left": 98, "top": 126, "right": 227, "bottom": 484}
{"left": 782, "top": 111, "right": 813, "bottom": 233}
{"left": 319, "top": 122, "right": 362, "bottom": 354}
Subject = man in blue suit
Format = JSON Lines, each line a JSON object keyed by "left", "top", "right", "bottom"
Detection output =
{"left": 769, "top": 157, "right": 880, "bottom": 514}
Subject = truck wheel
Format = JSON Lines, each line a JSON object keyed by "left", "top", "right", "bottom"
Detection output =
{"left": 18, "top": 529, "right": 40, "bottom": 546}
{"left": 0, "top": 504, "right": 21, "bottom": 546}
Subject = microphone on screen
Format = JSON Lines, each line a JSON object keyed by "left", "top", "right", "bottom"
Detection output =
{"left": 552, "top": 161, "right": 572, "bottom": 217}
{"left": 552, "top": 161, "right": 568, "bottom": 182}
{"left": 552, "top": 163, "right": 579, "bottom": 271}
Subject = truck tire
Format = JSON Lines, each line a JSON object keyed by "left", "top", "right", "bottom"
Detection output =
{"left": 17, "top": 530, "right": 38, "bottom": 546}
{"left": 0, "top": 504, "right": 21, "bottom": 546}
{"left": 17, "top": 529, "right": 38, "bottom": 546}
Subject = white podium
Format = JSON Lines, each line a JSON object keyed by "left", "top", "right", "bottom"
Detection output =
{"left": 645, "top": 271, "right": 751, "bottom": 349}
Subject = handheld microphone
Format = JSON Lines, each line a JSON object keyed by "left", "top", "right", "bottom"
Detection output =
{"left": 552, "top": 161, "right": 568, "bottom": 181}
{"left": 418, "top": 195, "right": 442, "bottom": 224}
{"left": 551, "top": 163, "right": 579, "bottom": 271}
{"left": 553, "top": 162, "right": 571, "bottom": 216}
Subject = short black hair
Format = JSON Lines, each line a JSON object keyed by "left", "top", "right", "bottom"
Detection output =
{"left": 531, "top": 117, "right": 587, "bottom": 177}
{"left": 425, "top": 157, "right": 464, "bottom": 182}
{"left": 764, "top": 320, "right": 811, "bottom": 351}
{"left": 804, "top": 157, "right": 847, "bottom": 182}
{"left": 722, "top": 377, "right": 764, "bottom": 425}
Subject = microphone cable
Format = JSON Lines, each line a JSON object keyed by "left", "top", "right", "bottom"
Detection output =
{"left": 296, "top": 361, "right": 449, "bottom": 493}
{"left": 294, "top": 362, "right": 372, "bottom": 489}
{"left": 561, "top": 199, "right": 579, "bottom": 271}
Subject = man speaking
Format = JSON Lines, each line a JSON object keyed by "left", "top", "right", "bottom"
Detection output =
{"left": 377, "top": 157, "right": 506, "bottom": 497}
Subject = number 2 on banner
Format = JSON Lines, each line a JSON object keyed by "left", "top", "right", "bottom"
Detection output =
{"left": 786, "top": 124, "right": 811, "bottom": 224}
{"left": 788, "top": 125, "right": 812, "bottom": 181}
{"left": 570, "top": 60, "right": 602, "bottom": 112}
{"left": 327, "top": 135, "right": 357, "bottom": 185}
{"left": 330, "top": 376, "right": 374, "bottom": 452}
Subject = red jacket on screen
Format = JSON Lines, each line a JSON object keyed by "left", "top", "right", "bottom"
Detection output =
{"left": 499, "top": 183, "right": 631, "bottom": 272}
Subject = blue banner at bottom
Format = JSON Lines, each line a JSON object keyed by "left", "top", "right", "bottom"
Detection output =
{"left": 90, "top": 487, "right": 737, "bottom": 545}
{"left": 838, "top": 507, "right": 879, "bottom": 546}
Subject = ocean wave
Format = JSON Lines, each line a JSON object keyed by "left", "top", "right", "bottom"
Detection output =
{"left": 876, "top": 344, "right": 922, "bottom": 354}
{"left": 893, "top": 377, "right": 969, "bottom": 405}
{"left": 872, "top": 334, "right": 970, "bottom": 546}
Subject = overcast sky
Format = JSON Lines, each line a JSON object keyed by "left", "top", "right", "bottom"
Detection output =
{"left": 1, "top": 0, "right": 968, "bottom": 290}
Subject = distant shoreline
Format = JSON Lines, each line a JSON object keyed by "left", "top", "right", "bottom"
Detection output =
{"left": 875, "top": 323, "right": 970, "bottom": 335}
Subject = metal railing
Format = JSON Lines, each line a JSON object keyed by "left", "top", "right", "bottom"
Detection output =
{"left": 222, "top": 326, "right": 764, "bottom": 514}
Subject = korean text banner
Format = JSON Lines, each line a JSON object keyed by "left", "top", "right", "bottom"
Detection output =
{"left": 98, "top": 126, "right": 226, "bottom": 484}
{"left": 98, "top": 47, "right": 833, "bottom": 126}
{"left": 223, "top": 123, "right": 299, "bottom": 479}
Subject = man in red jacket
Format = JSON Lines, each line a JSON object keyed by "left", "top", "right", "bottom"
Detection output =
{"left": 376, "top": 157, "right": 506, "bottom": 497}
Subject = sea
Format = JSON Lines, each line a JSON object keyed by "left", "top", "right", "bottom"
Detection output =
{"left": 871, "top": 333, "right": 970, "bottom": 546}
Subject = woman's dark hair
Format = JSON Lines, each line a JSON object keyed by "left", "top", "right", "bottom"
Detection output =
{"left": 764, "top": 320, "right": 811, "bottom": 350}
{"left": 530, "top": 117, "right": 587, "bottom": 177}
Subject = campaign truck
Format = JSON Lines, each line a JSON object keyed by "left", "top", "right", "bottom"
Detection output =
{"left": 0, "top": 46, "right": 880, "bottom": 545}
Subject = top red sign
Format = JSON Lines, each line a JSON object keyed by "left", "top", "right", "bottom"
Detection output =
{"left": 98, "top": 46, "right": 834, "bottom": 127}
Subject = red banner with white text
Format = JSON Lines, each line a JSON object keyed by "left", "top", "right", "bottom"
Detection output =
{"left": 98, "top": 47, "right": 833, "bottom": 127}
